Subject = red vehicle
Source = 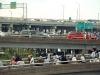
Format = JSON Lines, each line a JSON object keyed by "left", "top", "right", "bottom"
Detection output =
{"left": 66, "top": 31, "right": 84, "bottom": 40}
{"left": 66, "top": 31, "right": 96, "bottom": 40}
{"left": 86, "top": 32, "right": 96, "bottom": 40}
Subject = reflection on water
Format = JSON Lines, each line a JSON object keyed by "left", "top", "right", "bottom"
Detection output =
{"left": 53, "top": 71, "right": 100, "bottom": 75}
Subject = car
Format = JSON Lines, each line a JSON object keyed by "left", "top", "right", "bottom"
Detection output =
{"left": 66, "top": 31, "right": 97, "bottom": 40}
{"left": 20, "top": 30, "right": 50, "bottom": 37}
{"left": 66, "top": 31, "right": 85, "bottom": 39}
{"left": 36, "top": 32, "right": 50, "bottom": 37}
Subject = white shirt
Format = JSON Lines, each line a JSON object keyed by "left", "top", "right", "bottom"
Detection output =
{"left": 98, "top": 52, "right": 100, "bottom": 58}
{"left": 30, "top": 57, "right": 35, "bottom": 64}
{"left": 72, "top": 56, "right": 77, "bottom": 61}
{"left": 80, "top": 56, "right": 85, "bottom": 62}
{"left": 91, "top": 51, "right": 96, "bottom": 58}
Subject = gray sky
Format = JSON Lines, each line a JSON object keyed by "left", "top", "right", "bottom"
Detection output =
{"left": 0, "top": 0, "right": 100, "bottom": 20}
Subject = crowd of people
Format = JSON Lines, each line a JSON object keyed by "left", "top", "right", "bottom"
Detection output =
{"left": 4, "top": 48, "right": 100, "bottom": 66}
{"left": 10, "top": 54, "right": 25, "bottom": 65}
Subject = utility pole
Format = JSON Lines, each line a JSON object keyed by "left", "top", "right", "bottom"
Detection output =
{"left": 78, "top": 4, "right": 80, "bottom": 20}
{"left": 97, "top": 13, "right": 99, "bottom": 32}
{"left": 76, "top": 8, "right": 78, "bottom": 20}
{"left": 9, "top": 10, "right": 13, "bottom": 34}
{"left": 76, "top": 2, "right": 80, "bottom": 20}
{"left": 62, "top": 5, "right": 64, "bottom": 21}
{"left": 22, "top": 3, "right": 27, "bottom": 19}
{"left": 98, "top": 13, "right": 99, "bottom": 21}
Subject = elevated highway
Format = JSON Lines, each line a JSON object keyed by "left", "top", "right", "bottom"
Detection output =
{"left": 0, "top": 17, "right": 100, "bottom": 27}
{"left": 0, "top": 37, "right": 100, "bottom": 49}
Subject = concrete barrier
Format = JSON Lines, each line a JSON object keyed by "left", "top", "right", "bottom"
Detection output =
{"left": 0, "top": 63, "right": 100, "bottom": 75}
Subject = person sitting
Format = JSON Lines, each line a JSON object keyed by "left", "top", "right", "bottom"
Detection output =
{"left": 38, "top": 56, "right": 44, "bottom": 63}
{"left": 72, "top": 55, "right": 77, "bottom": 61}
{"left": 71, "top": 55, "right": 77, "bottom": 64}
{"left": 10, "top": 56, "right": 17, "bottom": 65}
{"left": 53, "top": 54, "right": 60, "bottom": 65}
{"left": 15, "top": 54, "right": 25, "bottom": 65}
{"left": 28, "top": 55, "right": 35, "bottom": 64}
{"left": 91, "top": 51, "right": 96, "bottom": 59}
{"left": 80, "top": 54, "right": 86, "bottom": 63}
{"left": 60, "top": 55, "right": 67, "bottom": 64}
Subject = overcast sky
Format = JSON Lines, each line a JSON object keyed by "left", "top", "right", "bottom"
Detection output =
{"left": 0, "top": 0, "right": 100, "bottom": 20}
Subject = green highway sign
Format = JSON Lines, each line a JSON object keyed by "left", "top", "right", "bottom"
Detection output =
{"left": 0, "top": 3, "right": 2, "bottom": 9}
{"left": 10, "top": 2, "right": 16, "bottom": 9}
{"left": 75, "top": 21, "right": 93, "bottom": 30}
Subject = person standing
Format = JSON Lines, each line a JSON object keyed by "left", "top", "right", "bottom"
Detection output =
{"left": 28, "top": 55, "right": 35, "bottom": 64}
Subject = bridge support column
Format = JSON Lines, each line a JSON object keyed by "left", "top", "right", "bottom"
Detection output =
{"left": 29, "top": 25, "right": 31, "bottom": 30}
{"left": 46, "top": 48, "right": 48, "bottom": 54}
{"left": 0, "top": 24, "right": 2, "bottom": 31}
{"left": 36, "top": 28, "right": 39, "bottom": 32}
{"left": 43, "top": 29, "right": 45, "bottom": 33}
{"left": 46, "top": 29, "right": 49, "bottom": 33}
{"left": 9, "top": 23, "right": 13, "bottom": 33}
{"left": 64, "top": 30, "right": 66, "bottom": 35}
{"left": 50, "top": 26, "right": 56, "bottom": 34}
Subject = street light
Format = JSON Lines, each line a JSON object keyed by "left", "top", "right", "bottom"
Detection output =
{"left": 61, "top": 5, "right": 65, "bottom": 22}
{"left": 98, "top": 13, "right": 99, "bottom": 21}
{"left": 97, "top": 13, "right": 99, "bottom": 32}
{"left": 76, "top": 2, "right": 80, "bottom": 20}
{"left": 9, "top": 10, "right": 13, "bottom": 33}
{"left": 9, "top": 10, "right": 12, "bottom": 20}
{"left": 62, "top": 5, "right": 64, "bottom": 21}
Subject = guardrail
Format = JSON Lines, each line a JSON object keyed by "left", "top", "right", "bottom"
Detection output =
{"left": 0, "top": 60, "right": 100, "bottom": 75}
{"left": 0, "top": 36, "right": 100, "bottom": 45}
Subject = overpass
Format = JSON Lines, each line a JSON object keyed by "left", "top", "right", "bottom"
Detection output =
{"left": 0, "top": 17, "right": 100, "bottom": 35}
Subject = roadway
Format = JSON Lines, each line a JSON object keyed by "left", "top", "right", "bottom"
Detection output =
{"left": 0, "top": 37, "right": 100, "bottom": 49}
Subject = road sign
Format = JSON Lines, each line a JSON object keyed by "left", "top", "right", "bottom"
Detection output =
{"left": 75, "top": 21, "right": 93, "bottom": 30}
{"left": 10, "top": 2, "right": 16, "bottom": 9}
{"left": 0, "top": 3, "right": 2, "bottom": 9}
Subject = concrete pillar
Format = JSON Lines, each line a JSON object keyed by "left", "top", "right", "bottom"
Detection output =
{"left": 36, "top": 28, "right": 39, "bottom": 32}
{"left": 51, "top": 28, "right": 55, "bottom": 34}
{"left": 46, "top": 48, "right": 48, "bottom": 54}
{"left": 64, "top": 30, "right": 66, "bottom": 34}
{"left": 46, "top": 29, "right": 49, "bottom": 33}
{"left": 61, "top": 29, "right": 64, "bottom": 34}
{"left": 49, "top": 28, "right": 52, "bottom": 33}
{"left": 52, "top": 29, "right": 55, "bottom": 33}
{"left": 9, "top": 23, "right": 13, "bottom": 33}
{"left": 29, "top": 25, "right": 31, "bottom": 30}
{"left": 48, "top": 29, "right": 50, "bottom": 33}
{"left": 57, "top": 30, "right": 61, "bottom": 34}
{"left": 71, "top": 50, "right": 73, "bottom": 55}
{"left": 50, "top": 26, "right": 56, "bottom": 34}
{"left": 43, "top": 29, "right": 45, "bottom": 33}
{"left": 0, "top": 23, "right": 2, "bottom": 31}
